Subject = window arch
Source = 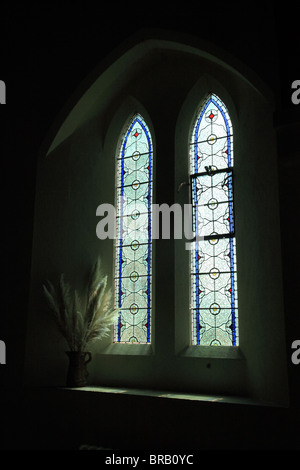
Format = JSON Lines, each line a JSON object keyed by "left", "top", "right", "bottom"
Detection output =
{"left": 114, "top": 113, "right": 153, "bottom": 344}
{"left": 28, "top": 36, "right": 288, "bottom": 405}
{"left": 189, "top": 93, "right": 238, "bottom": 346}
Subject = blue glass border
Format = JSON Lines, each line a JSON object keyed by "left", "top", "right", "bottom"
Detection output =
{"left": 192, "top": 95, "right": 237, "bottom": 345}
{"left": 117, "top": 115, "right": 152, "bottom": 343}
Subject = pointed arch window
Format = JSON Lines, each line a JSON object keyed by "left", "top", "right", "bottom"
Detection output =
{"left": 114, "top": 114, "right": 153, "bottom": 344}
{"left": 189, "top": 93, "right": 238, "bottom": 346}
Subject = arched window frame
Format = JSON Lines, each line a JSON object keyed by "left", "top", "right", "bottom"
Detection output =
{"left": 29, "top": 35, "right": 288, "bottom": 405}
{"left": 189, "top": 93, "right": 239, "bottom": 347}
{"left": 114, "top": 112, "right": 154, "bottom": 344}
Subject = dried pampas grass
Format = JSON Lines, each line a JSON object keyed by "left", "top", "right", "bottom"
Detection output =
{"left": 43, "top": 258, "right": 118, "bottom": 351}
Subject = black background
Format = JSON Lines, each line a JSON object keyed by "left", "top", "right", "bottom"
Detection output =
{"left": 0, "top": 1, "right": 299, "bottom": 452}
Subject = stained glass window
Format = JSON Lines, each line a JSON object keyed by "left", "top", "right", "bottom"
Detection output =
{"left": 189, "top": 93, "right": 239, "bottom": 346}
{"left": 114, "top": 114, "right": 153, "bottom": 343}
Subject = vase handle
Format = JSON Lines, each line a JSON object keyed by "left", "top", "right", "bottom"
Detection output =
{"left": 84, "top": 351, "right": 92, "bottom": 364}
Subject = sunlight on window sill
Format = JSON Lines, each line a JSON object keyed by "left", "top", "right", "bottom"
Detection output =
{"left": 178, "top": 345, "right": 245, "bottom": 359}
{"left": 99, "top": 342, "right": 154, "bottom": 355}
{"left": 62, "top": 385, "right": 272, "bottom": 407}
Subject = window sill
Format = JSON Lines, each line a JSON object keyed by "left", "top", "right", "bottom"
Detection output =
{"left": 98, "top": 342, "right": 154, "bottom": 356}
{"left": 61, "top": 385, "right": 278, "bottom": 408}
{"left": 178, "top": 345, "right": 245, "bottom": 360}
{"left": 97, "top": 343, "right": 244, "bottom": 359}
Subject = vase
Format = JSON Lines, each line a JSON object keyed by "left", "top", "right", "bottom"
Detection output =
{"left": 65, "top": 351, "right": 92, "bottom": 387}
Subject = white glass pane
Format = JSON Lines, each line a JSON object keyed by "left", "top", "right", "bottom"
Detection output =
{"left": 114, "top": 114, "right": 153, "bottom": 343}
{"left": 190, "top": 94, "right": 238, "bottom": 346}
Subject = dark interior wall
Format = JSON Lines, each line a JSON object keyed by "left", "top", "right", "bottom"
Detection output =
{"left": 1, "top": 2, "right": 299, "bottom": 450}
{"left": 22, "top": 39, "right": 287, "bottom": 407}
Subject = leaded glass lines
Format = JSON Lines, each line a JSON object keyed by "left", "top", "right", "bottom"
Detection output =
{"left": 190, "top": 94, "right": 239, "bottom": 346}
{"left": 114, "top": 114, "right": 153, "bottom": 343}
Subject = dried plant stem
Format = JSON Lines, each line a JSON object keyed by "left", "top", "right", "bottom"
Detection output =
{"left": 43, "top": 258, "right": 118, "bottom": 351}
